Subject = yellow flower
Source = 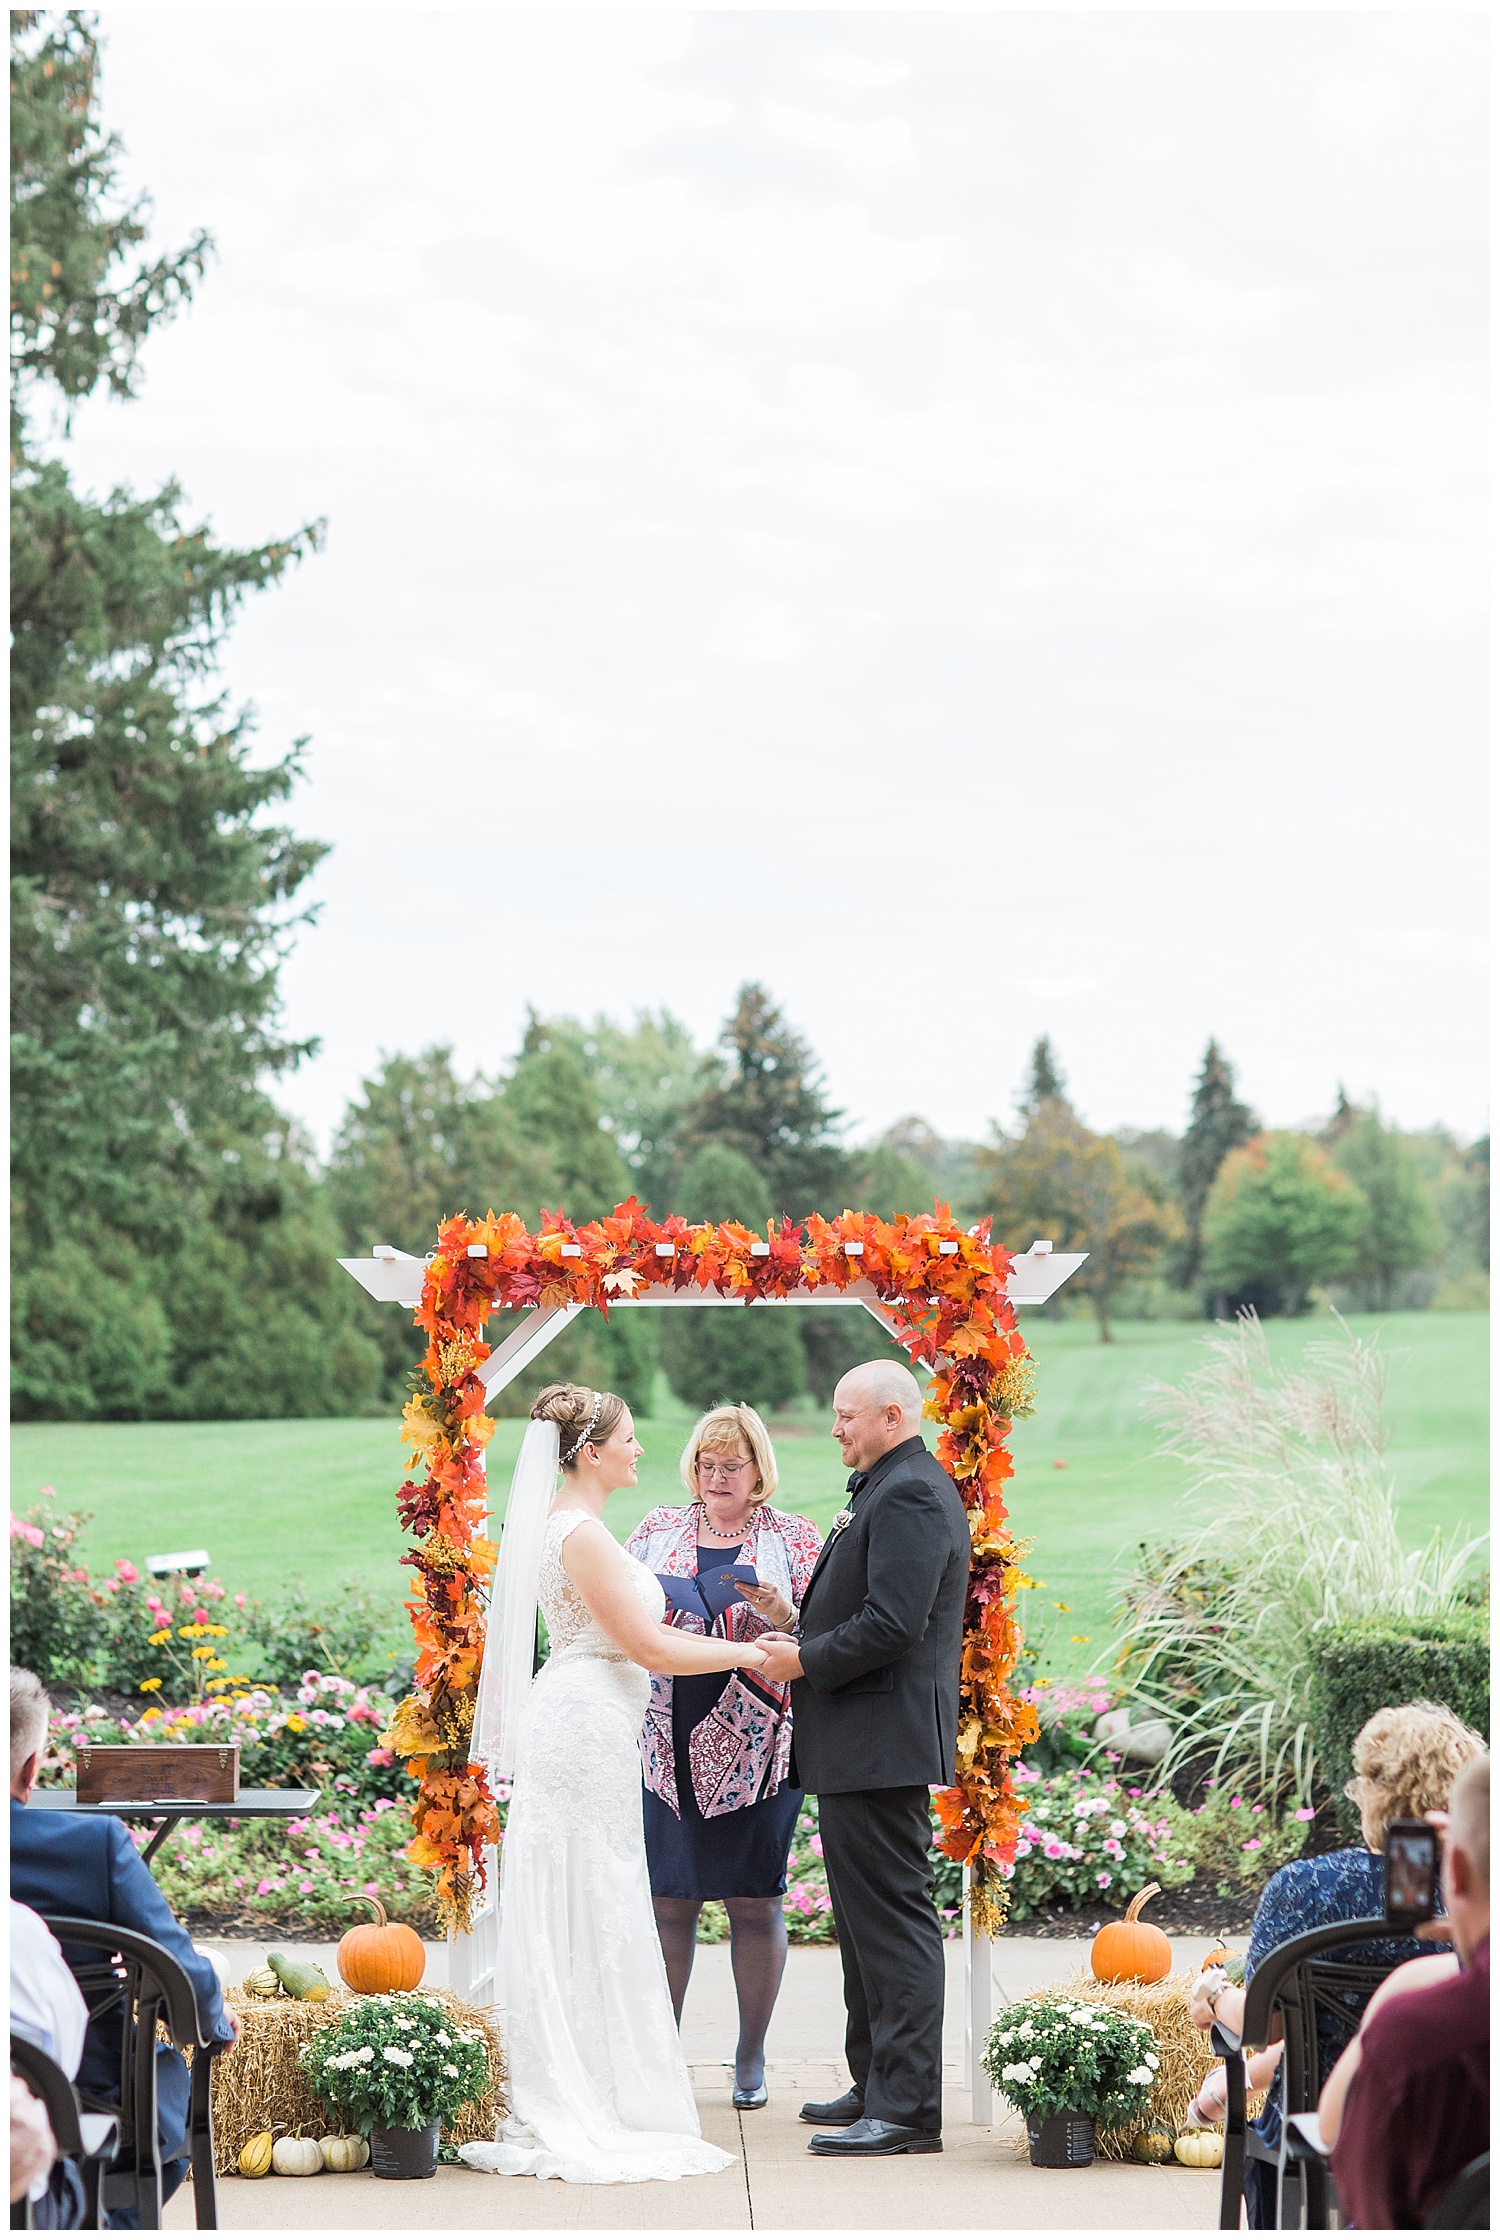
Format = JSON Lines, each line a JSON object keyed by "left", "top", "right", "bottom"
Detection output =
{"left": 285, "top": 1714, "right": 306, "bottom": 1733}
{"left": 138, "top": 1678, "right": 163, "bottom": 1694}
{"left": 148, "top": 1629, "right": 170, "bottom": 1645}
{"left": 208, "top": 1657, "right": 227, "bottom": 1670}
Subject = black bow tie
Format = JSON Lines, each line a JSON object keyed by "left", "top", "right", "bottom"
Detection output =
{"left": 845, "top": 1470, "right": 868, "bottom": 1499}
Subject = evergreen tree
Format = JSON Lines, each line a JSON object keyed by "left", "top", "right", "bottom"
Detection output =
{"left": 688, "top": 983, "right": 848, "bottom": 1217}
{"left": 10, "top": 13, "right": 372, "bottom": 1418}
{"left": 506, "top": 1014, "right": 630, "bottom": 1219}
{"left": 659, "top": 1143, "right": 806, "bottom": 1415}
{"left": 1177, "top": 1039, "right": 1259, "bottom": 1291}
{"left": 1021, "top": 1035, "right": 1067, "bottom": 1113}
{"left": 523, "top": 1008, "right": 707, "bottom": 1214}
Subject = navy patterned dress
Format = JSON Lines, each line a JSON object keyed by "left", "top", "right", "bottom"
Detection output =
{"left": 1241, "top": 1848, "right": 1433, "bottom": 2226}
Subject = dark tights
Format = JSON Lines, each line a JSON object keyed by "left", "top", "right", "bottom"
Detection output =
{"left": 652, "top": 1894, "right": 788, "bottom": 2093}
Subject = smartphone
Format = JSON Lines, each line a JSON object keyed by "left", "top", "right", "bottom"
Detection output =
{"left": 1384, "top": 1818, "right": 1440, "bottom": 1927}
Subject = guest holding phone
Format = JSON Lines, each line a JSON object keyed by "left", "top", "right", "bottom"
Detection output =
{"left": 627, "top": 1405, "right": 822, "bottom": 2109}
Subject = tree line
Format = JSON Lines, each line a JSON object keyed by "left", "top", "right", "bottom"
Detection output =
{"left": 9, "top": 18, "right": 1487, "bottom": 1424}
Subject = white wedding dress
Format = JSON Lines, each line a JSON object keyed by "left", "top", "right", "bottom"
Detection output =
{"left": 460, "top": 1509, "right": 733, "bottom": 2183}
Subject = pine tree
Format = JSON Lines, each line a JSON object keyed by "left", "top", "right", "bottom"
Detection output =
{"left": 1177, "top": 1039, "right": 1259, "bottom": 1290}
{"left": 1021, "top": 1035, "right": 1067, "bottom": 1113}
{"left": 659, "top": 1144, "right": 806, "bottom": 1415}
{"left": 10, "top": 14, "right": 369, "bottom": 1417}
{"left": 688, "top": 984, "right": 848, "bottom": 1217}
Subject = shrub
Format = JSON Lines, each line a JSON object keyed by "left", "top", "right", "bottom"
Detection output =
{"left": 1180, "top": 1781, "right": 1313, "bottom": 1892}
{"left": 982, "top": 1998, "right": 1159, "bottom": 2127}
{"left": 9, "top": 1491, "right": 401, "bottom": 1694}
{"left": 300, "top": 1991, "right": 488, "bottom": 2131}
{"left": 1309, "top": 1613, "right": 1490, "bottom": 1836}
{"left": 148, "top": 1799, "right": 433, "bottom": 1935}
{"left": 240, "top": 1579, "right": 398, "bottom": 1687}
{"left": 1017, "top": 1674, "right": 1118, "bottom": 1776}
{"left": 1003, "top": 1765, "right": 1193, "bottom": 1919}
{"left": 9, "top": 1495, "right": 99, "bottom": 1681}
{"left": 1113, "top": 1314, "right": 1485, "bottom": 1801}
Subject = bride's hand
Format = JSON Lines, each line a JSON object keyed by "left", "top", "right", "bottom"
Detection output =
{"left": 739, "top": 1643, "right": 770, "bottom": 1668}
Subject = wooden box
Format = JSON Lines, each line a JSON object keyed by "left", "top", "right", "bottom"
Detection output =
{"left": 75, "top": 1744, "right": 240, "bottom": 1805}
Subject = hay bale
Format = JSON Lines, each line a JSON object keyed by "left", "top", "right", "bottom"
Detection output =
{"left": 1030, "top": 1970, "right": 1263, "bottom": 2161}
{"left": 206, "top": 1986, "right": 507, "bottom": 2176}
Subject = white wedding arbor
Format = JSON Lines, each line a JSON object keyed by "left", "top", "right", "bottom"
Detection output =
{"left": 341, "top": 1234, "right": 1086, "bottom": 2122}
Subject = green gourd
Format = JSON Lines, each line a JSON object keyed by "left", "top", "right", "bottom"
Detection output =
{"left": 1132, "top": 2125, "right": 1175, "bottom": 2164}
{"left": 268, "top": 1953, "right": 332, "bottom": 2002}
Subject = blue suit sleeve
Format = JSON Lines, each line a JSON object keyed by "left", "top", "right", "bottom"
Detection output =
{"left": 104, "top": 1819, "right": 232, "bottom": 2045}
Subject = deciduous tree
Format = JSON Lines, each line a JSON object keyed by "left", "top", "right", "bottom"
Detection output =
{"left": 1201, "top": 1133, "right": 1367, "bottom": 1316}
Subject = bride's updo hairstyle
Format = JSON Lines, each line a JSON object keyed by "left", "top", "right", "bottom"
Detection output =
{"left": 532, "top": 1383, "right": 626, "bottom": 1470}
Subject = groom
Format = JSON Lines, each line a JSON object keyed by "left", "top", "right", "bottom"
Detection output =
{"left": 757, "top": 1360, "right": 969, "bottom": 2156}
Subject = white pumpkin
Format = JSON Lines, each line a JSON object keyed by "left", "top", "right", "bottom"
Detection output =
{"left": 1175, "top": 2129, "right": 1224, "bottom": 2170}
{"left": 271, "top": 2134, "right": 324, "bottom": 2176}
{"left": 318, "top": 2133, "right": 370, "bottom": 2172}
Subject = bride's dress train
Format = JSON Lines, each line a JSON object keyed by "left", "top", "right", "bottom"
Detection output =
{"left": 460, "top": 1509, "right": 733, "bottom": 2183}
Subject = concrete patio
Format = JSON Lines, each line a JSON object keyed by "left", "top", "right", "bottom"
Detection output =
{"left": 172, "top": 1934, "right": 1223, "bottom": 2230}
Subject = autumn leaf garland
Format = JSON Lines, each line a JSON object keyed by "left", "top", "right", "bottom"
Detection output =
{"left": 385, "top": 1199, "right": 1039, "bottom": 1935}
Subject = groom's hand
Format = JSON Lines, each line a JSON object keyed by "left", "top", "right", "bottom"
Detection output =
{"left": 756, "top": 1632, "right": 804, "bottom": 1682}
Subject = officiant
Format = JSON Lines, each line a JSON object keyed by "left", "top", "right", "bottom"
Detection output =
{"left": 626, "top": 1405, "right": 823, "bottom": 2110}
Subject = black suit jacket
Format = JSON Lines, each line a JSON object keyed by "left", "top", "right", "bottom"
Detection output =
{"left": 789, "top": 1435, "right": 970, "bottom": 1795}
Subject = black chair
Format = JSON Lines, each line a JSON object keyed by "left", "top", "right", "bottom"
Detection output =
{"left": 41, "top": 1919, "right": 226, "bottom": 2231}
{"left": 10, "top": 2034, "right": 118, "bottom": 2231}
{"left": 1426, "top": 2152, "right": 1488, "bottom": 2231}
{"left": 1212, "top": 1915, "right": 1423, "bottom": 2230}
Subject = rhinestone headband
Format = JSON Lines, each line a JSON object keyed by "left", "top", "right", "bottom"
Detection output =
{"left": 561, "top": 1392, "right": 604, "bottom": 1465}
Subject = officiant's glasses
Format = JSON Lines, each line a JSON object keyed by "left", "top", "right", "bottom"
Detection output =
{"left": 697, "top": 1455, "right": 753, "bottom": 1484}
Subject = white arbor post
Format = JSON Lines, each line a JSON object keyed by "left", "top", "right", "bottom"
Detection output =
{"left": 341, "top": 1235, "right": 1085, "bottom": 2043}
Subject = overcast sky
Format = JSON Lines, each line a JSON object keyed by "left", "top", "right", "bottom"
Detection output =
{"left": 64, "top": 7, "right": 1487, "bottom": 1156}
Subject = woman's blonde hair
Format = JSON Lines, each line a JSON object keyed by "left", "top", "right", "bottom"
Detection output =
{"left": 532, "top": 1382, "right": 625, "bottom": 1468}
{"left": 679, "top": 1404, "right": 778, "bottom": 1507}
{"left": 1345, "top": 1700, "right": 1487, "bottom": 1848}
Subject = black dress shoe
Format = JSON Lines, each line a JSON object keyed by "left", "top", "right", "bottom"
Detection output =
{"left": 733, "top": 2082, "right": 768, "bottom": 2110}
{"left": 809, "top": 2118, "right": 943, "bottom": 2157}
{"left": 799, "top": 2089, "right": 865, "bottom": 2126}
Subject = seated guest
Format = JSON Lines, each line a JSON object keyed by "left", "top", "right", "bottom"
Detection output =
{"left": 11, "top": 2076, "right": 57, "bottom": 2205}
{"left": 9, "top": 1667, "right": 239, "bottom": 2220}
{"left": 1331, "top": 1753, "right": 1488, "bottom": 2229}
{"left": 1187, "top": 1701, "right": 1483, "bottom": 2227}
{"left": 12, "top": 1898, "right": 91, "bottom": 2227}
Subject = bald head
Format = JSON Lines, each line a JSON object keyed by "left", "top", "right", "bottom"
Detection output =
{"left": 1441, "top": 1751, "right": 1489, "bottom": 1965}
{"left": 831, "top": 1360, "right": 925, "bottom": 1471}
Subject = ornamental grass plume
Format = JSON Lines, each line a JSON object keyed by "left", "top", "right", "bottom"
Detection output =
{"left": 1113, "top": 1312, "right": 1486, "bottom": 1802}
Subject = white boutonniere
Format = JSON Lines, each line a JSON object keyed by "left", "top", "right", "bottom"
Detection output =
{"left": 830, "top": 1508, "right": 856, "bottom": 1536}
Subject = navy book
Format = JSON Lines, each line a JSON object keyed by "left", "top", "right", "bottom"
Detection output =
{"left": 656, "top": 1564, "right": 759, "bottom": 1626}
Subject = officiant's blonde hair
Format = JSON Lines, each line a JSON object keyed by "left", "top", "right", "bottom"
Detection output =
{"left": 680, "top": 1404, "right": 778, "bottom": 1507}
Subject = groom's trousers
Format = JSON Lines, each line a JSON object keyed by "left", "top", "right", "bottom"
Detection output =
{"left": 818, "top": 1784, "right": 945, "bottom": 2135}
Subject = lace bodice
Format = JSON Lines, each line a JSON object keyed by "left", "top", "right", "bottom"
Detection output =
{"left": 538, "top": 1509, "right": 665, "bottom": 1655}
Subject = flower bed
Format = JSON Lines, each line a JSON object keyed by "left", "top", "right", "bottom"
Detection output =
{"left": 41, "top": 1673, "right": 414, "bottom": 1812}
{"left": 150, "top": 1800, "right": 435, "bottom": 1937}
{"left": 1000, "top": 1764, "right": 1194, "bottom": 1920}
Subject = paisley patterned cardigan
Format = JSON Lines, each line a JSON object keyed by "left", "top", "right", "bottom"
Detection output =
{"left": 626, "top": 1503, "right": 824, "bottom": 1820}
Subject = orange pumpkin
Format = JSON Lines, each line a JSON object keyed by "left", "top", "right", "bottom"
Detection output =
{"left": 1203, "top": 1940, "right": 1238, "bottom": 1971}
{"left": 336, "top": 1898, "right": 425, "bottom": 1994}
{"left": 1090, "top": 1882, "right": 1172, "bottom": 1984}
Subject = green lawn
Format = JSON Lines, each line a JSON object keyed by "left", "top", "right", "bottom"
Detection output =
{"left": 12, "top": 1310, "right": 1487, "bottom": 1670}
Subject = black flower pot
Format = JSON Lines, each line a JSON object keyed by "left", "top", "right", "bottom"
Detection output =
{"left": 1026, "top": 2111, "right": 1096, "bottom": 2169}
{"left": 370, "top": 2120, "right": 440, "bottom": 2179}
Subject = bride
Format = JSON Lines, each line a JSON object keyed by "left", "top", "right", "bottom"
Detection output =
{"left": 461, "top": 1382, "right": 769, "bottom": 2184}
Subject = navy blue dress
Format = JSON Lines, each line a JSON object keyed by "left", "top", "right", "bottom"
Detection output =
{"left": 643, "top": 1541, "right": 804, "bottom": 1901}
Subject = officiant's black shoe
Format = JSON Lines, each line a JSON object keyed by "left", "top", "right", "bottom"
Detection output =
{"left": 733, "top": 2082, "right": 768, "bottom": 2110}
{"left": 799, "top": 2089, "right": 865, "bottom": 2126}
{"left": 809, "top": 2118, "right": 942, "bottom": 2157}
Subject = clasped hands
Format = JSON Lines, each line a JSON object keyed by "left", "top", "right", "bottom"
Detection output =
{"left": 752, "top": 1631, "right": 804, "bottom": 1682}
